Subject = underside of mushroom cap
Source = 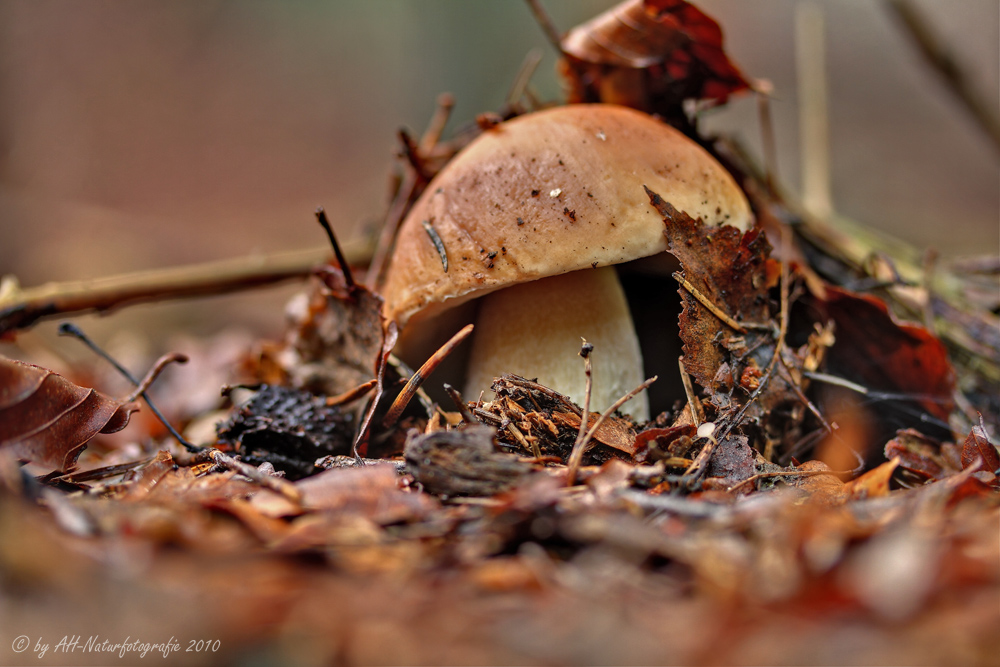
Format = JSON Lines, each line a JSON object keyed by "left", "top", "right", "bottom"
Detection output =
{"left": 381, "top": 103, "right": 752, "bottom": 327}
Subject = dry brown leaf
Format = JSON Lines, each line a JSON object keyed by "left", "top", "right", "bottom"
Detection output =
{"left": 0, "top": 356, "right": 139, "bottom": 471}
{"left": 560, "top": 0, "right": 751, "bottom": 115}
{"left": 645, "top": 189, "right": 774, "bottom": 392}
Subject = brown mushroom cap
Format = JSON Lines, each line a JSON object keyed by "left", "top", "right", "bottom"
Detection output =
{"left": 381, "top": 103, "right": 752, "bottom": 327}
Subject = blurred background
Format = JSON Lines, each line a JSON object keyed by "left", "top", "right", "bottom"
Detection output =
{"left": 0, "top": 0, "right": 997, "bottom": 360}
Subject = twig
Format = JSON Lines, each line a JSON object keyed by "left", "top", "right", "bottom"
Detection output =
{"left": 387, "top": 354, "right": 436, "bottom": 417}
{"left": 315, "top": 207, "right": 356, "bottom": 291}
{"left": 443, "top": 383, "right": 474, "bottom": 424}
{"left": 778, "top": 356, "right": 833, "bottom": 434}
{"left": 796, "top": 1, "right": 833, "bottom": 219}
{"left": 566, "top": 339, "right": 594, "bottom": 484}
{"left": 1, "top": 244, "right": 367, "bottom": 334}
{"left": 382, "top": 324, "right": 474, "bottom": 428}
{"left": 755, "top": 80, "right": 780, "bottom": 193}
{"left": 325, "top": 379, "right": 377, "bottom": 408}
{"left": 726, "top": 467, "right": 851, "bottom": 494}
{"left": 506, "top": 48, "right": 543, "bottom": 109}
{"left": 419, "top": 93, "right": 455, "bottom": 153}
{"left": 59, "top": 322, "right": 200, "bottom": 453}
{"left": 886, "top": 0, "right": 1000, "bottom": 153}
{"left": 672, "top": 272, "right": 746, "bottom": 333}
{"left": 398, "top": 128, "right": 435, "bottom": 184}
{"left": 203, "top": 449, "right": 302, "bottom": 505}
{"left": 566, "top": 376, "right": 658, "bottom": 483}
{"left": 53, "top": 456, "right": 156, "bottom": 484}
{"left": 678, "top": 357, "right": 704, "bottom": 426}
{"left": 368, "top": 171, "right": 417, "bottom": 290}
{"left": 524, "top": 0, "right": 565, "bottom": 55}
{"left": 505, "top": 420, "right": 541, "bottom": 459}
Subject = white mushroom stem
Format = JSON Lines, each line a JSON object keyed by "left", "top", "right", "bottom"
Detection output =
{"left": 464, "top": 266, "right": 650, "bottom": 421}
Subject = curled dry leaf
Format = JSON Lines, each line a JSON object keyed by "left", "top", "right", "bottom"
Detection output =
{"left": 645, "top": 189, "right": 774, "bottom": 392}
{"left": 0, "top": 356, "right": 139, "bottom": 471}
{"left": 560, "top": 0, "right": 750, "bottom": 116}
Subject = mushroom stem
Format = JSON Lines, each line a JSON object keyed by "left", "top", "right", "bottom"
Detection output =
{"left": 464, "top": 266, "right": 650, "bottom": 421}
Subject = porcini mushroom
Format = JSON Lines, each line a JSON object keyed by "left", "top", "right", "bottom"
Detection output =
{"left": 381, "top": 104, "right": 751, "bottom": 421}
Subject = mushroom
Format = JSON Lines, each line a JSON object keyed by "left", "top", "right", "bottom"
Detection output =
{"left": 381, "top": 104, "right": 751, "bottom": 421}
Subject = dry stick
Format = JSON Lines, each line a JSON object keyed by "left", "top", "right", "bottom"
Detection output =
{"left": 777, "top": 355, "right": 833, "bottom": 435}
{"left": 382, "top": 324, "right": 475, "bottom": 428}
{"left": 886, "top": 0, "right": 1000, "bottom": 153}
{"left": 506, "top": 421, "right": 541, "bottom": 459}
{"left": 796, "top": 1, "right": 832, "bottom": 219}
{"left": 315, "top": 207, "right": 356, "bottom": 291}
{"left": 671, "top": 272, "right": 747, "bottom": 333}
{"left": 398, "top": 129, "right": 435, "bottom": 184}
{"left": 58, "top": 322, "right": 201, "bottom": 452}
{"left": 505, "top": 48, "right": 543, "bottom": 109}
{"left": 566, "top": 376, "right": 659, "bottom": 484}
{"left": 755, "top": 80, "right": 780, "bottom": 193}
{"left": 678, "top": 357, "right": 704, "bottom": 426}
{"left": 386, "top": 354, "right": 435, "bottom": 417}
{"left": 367, "top": 95, "right": 455, "bottom": 289}
{"left": 726, "top": 468, "right": 851, "bottom": 494}
{"left": 54, "top": 456, "right": 157, "bottom": 484}
{"left": 0, "top": 244, "right": 366, "bottom": 334}
{"left": 443, "top": 383, "right": 474, "bottom": 424}
{"left": 325, "top": 379, "right": 377, "bottom": 408}
{"left": 419, "top": 93, "right": 455, "bottom": 153}
{"left": 203, "top": 449, "right": 302, "bottom": 505}
{"left": 524, "top": 0, "right": 565, "bottom": 55}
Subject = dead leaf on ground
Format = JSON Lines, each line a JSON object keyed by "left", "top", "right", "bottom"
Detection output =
{"left": 0, "top": 356, "right": 139, "bottom": 471}
{"left": 814, "top": 286, "right": 956, "bottom": 423}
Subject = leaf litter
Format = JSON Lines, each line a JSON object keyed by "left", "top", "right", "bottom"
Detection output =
{"left": 1, "top": 1, "right": 998, "bottom": 664}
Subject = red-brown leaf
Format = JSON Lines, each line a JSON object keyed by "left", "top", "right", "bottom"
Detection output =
{"left": 0, "top": 356, "right": 139, "bottom": 471}
{"left": 645, "top": 189, "right": 773, "bottom": 391}
{"left": 815, "top": 286, "right": 955, "bottom": 422}
{"left": 560, "top": 0, "right": 750, "bottom": 113}
{"left": 960, "top": 418, "right": 999, "bottom": 473}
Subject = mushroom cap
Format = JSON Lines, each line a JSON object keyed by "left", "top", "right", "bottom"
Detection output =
{"left": 381, "top": 103, "right": 751, "bottom": 326}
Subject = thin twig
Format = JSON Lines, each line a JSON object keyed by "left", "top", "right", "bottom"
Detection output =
{"left": 204, "top": 449, "right": 302, "bottom": 505}
{"left": 672, "top": 272, "right": 746, "bottom": 333}
{"left": 726, "top": 467, "right": 851, "bottom": 494}
{"left": 566, "top": 339, "right": 594, "bottom": 485}
{"left": 419, "top": 93, "right": 455, "bottom": 153}
{"left": 387, "top": 354, "right": 436, "bottom": 417}
{"left": 755, "top": 80, "right": 780, "bottom": 193}
{"left": 886, "top": 0, "right": 1000, "bottom": 153}
{"left": 506, "top": 48, "right": 543, "bottom": 109}
{"left": 678, "top": 357, "right": 704, "bottom": 426}
{"left": 524, "top": 0, "right": 565, "bottom": 55}
{"left": 325, "top": 379, "right": 377, "bottom": 408}
{"left": 382, "top": 324, "right": 475, "bottom": 428}
{"left": 1, "top": 244, "right": 367, "bottom": 334}
{"left": 566, "top": 376, "right": 658, "bottom": 482}
{"left": 53, "top": 457, "right": 156, "bottom": 484}
{"left": 315, "top": 207, "right": 356, "bottom": 291}
{"left": 443, "top": 383, "right": 474, "bottom": 424}
{"left": 796, "top": 1, "right": 833, "bottom": 219}
{"left": 778, "top": 356, "right": 833, "bottom": 434}
{"left": 59, "top": 322, "right": 201, "bottom": 453}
